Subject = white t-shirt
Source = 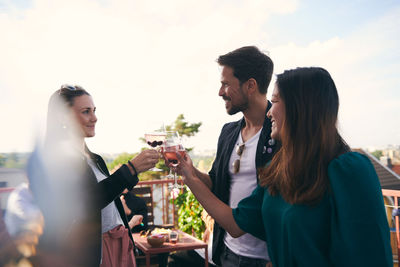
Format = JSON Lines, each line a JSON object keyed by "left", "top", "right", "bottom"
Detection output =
{"left": 224, "top": 129, "right": 269, "bottom": 260}
{"left": 86, "top": 158, "right": 124, "bottom": 233}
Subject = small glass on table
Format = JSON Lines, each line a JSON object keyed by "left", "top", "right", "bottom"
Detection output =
{"left": 169, "top": 230, "right": 179, "bottom": 244}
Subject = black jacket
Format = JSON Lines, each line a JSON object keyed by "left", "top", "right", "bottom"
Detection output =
{"left": 208, "top": 103, "right": 277, "bottom": 265}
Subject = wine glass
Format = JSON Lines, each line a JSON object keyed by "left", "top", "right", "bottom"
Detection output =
{"left": 144, "top": 130, "right": 166, "bottom": 172}
{"left": 163, "top": 132, "right": 185, "bottom": 189}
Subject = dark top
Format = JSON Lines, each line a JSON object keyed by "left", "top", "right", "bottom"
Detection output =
{"left": 233, "top": 152, "right": 392, "bottom": 267}
{"left": 208, "top": 103, "right": 277, "bottom": 265}
{"left": 124, "top": 192, "right": 148, "bottom": 233}
{"left": 27, "top": 144, "right": 138, "bottom": 267}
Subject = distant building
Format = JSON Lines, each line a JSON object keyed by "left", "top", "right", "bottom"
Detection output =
{"left": 354, "top": 149, "right": 400, "bottom": 190}
{"left": 383, "top": 146, "right": 400, "bottom": 164}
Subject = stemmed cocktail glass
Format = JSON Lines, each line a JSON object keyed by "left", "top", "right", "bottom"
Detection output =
{"left": 163, "top": 131, "right": 185, "bottom": 189}
{"left": 144, "top": 130, "right": 166, "bottom": 172}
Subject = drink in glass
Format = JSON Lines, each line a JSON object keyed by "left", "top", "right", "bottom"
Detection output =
{"left": 144, "top": 131, "right": 166, "bottom": 172}
{"left": 144, "top": 132, "right": 166, "bottom": 148}
{"left": 169, "top": 230, "right": 178, "bottom": 244}
{"left": 163, "top": 132, "right": 184, "bottom": 189}
{"left": 163, "top": 145, "right": 185, "bottom": 167}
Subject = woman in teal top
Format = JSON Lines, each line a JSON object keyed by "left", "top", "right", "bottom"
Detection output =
{"left": 176, "top": 67, "right": 392, "bottom": 266}
{"left": 233, "top": 152, "right": 391, "bottom": 266}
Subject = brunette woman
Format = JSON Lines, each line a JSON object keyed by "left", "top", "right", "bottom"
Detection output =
{"left": 28, "top": 85, "right": 159, "bottom": 267}
{"left": 177, "top": 67, "right": 392, "bottom": 266}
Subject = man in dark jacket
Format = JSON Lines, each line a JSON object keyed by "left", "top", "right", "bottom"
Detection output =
{"left": 169, "top": 46, "right": 277, "bottom": 267}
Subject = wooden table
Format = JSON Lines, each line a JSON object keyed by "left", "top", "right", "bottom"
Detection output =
{"left": 132, "top": 230, "right": 208, "bottom": 267}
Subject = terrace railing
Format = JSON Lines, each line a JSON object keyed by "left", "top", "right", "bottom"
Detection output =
{"left": 382, "top": 189, "right": 400, "bottom": 266}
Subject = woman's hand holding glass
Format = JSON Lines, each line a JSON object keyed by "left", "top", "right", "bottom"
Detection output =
{"left": 129, "top": 149, "right": 159, "bottom": 174}
{"left": 144, "top": 129, "right": 166, "bottom": 171}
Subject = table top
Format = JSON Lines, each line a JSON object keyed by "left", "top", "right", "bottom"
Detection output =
{"left": 132, "top": 230, "right": 207, "bottom": 254}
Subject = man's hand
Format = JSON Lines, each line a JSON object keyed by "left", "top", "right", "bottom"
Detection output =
{"left": 175, "top": 152, "right": 196, "bottom": 184}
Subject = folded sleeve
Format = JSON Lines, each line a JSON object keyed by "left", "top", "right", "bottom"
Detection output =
{"left": 328, "top": 152, "right": 392, "bottom": 266}
{"left": 232, "top": 185, "right": 266, "bottom": 241}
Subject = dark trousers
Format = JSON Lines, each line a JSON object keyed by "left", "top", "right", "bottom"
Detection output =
{"left": 168, "top": 249, "right": 218, "bottom": 267}
{"left": 219, "top": 244, "right": 269, "bottom": 267}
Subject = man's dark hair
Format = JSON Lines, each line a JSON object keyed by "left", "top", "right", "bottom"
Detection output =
{"left": 217, "top": 46, "right": 274, "bottom": 94}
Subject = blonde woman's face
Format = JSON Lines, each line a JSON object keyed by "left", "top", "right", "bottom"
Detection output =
{"left": 267, "top": 85, "right": 285, "bottom": 140}
{"left": 71, "top": 95, "right": 97, "bottom": 138}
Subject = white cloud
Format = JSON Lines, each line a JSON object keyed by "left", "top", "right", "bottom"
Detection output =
{"left": 0, "top": 0, "right": 398, "bottom": 153}
{"left": 268, "top": 6, "right": 400, "bottom": 149}
{"left": 0, "top": 0, "right": 298, "bottom": 153}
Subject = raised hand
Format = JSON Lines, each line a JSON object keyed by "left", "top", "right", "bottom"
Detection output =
{"left": 175, "top": 152, "right": 196, "bottom": 184}
{"left": 130, "top": 215, "right": 143, "bottom": 227}
{"left": 130, "top": 149, "right": 160, "bottom": 173}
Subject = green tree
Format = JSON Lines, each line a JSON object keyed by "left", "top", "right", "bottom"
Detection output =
{"left": 371, "top": 150, "right": 383, "bottom": 160}
{"left": 2, "top": 153, "right": 28, "bottom": 169}
{"left": 0, "top": 154, "right": 5, "bottom": 167}
{"left": 166, "top": 114, "right": 202, "bottom": 140}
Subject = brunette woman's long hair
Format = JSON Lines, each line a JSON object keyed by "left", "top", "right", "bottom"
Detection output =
{"left": 259, "top": 67, "right": 350, "bottom": 205}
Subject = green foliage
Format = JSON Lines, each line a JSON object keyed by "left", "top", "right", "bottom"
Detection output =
{"left": 173, "top": 186, "right": 206, "bottom": 239}
{"left": 106, "top": 152, "right": 137, "bottom": 171}
{"left": 167, "top": 114, "right": 202, "bottom": 137}
{"left": 0, "top": 154, "right": 6, "bottom": 167}
{"left": 371, "top": 150, "right": 383, "bottom": 160}
{"left": 0, "top": 153, "right": 29, "bottom": 169}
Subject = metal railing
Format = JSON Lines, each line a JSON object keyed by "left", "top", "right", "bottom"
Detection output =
{"left": 0, "top": 179, "right": 185, "bottom": 227}
{"left": 382, "top": 189, "right": 400, "bottom": 262}
{"left": 135, "top": 178, "right": 184, "bottom": 226}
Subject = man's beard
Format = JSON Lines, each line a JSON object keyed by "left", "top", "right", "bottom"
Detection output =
{"left": 227, "top": 101, "right": 248, "bottom": 115}
{"left": 227, "top": 86, "right": 249, "bottom": 115}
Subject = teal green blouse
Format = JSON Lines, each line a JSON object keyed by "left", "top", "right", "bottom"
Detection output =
{"left": 233, "top": 152, "right": 392, "bottom": 267}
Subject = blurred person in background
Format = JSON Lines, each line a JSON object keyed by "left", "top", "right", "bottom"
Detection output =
{"left": 177, "top": 67, "right": 392, "bottom": 266}
{"left": 27, "top": 85, "right": 159, "bottom": 267}
{"left": 120, "top": 188, "right": 147, "bottom": 233}
{"left": 4, "top": 182, "right": 44, "bottom": 262}
{"left": 0, "top": 199, "right": 25, "bottom": 266}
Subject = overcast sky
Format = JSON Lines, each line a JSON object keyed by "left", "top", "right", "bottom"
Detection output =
{"left": 0, "top": 0, "right": 399, "bottom": 154}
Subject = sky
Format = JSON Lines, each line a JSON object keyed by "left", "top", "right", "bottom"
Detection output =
{"left": 0, "top": 0, "right": 399, "bottom": 154}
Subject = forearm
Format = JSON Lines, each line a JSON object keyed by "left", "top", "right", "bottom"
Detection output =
{"left": 185, "top": 176, "right": 244, "bottom": 238}
{"left": 193, "top": 168, "right": 213, "bottom": 189}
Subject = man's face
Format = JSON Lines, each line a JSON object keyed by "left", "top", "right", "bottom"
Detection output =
{"left": 219, "top": 66, "right": 248, "bottom": 115}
